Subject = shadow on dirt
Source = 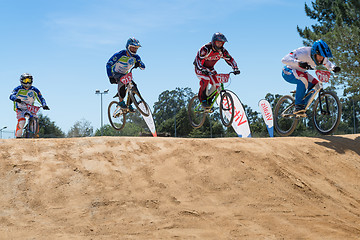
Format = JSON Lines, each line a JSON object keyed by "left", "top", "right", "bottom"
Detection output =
{"left": 314, "top": 135, "right": 360, "bottom": 156}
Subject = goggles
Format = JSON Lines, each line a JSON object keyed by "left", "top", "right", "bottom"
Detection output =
{"left": 22, "top": 78, "right": 33, "bottom": 83}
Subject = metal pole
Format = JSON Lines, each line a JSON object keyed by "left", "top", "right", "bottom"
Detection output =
{"left": 100, "top": 93, "right": 103, "bottom": 136}
{"left": 174, "top": 109, "right": 177, "bottom": 137}
{"left": 95, "top": 89, "right": 108, "bottom": 136}
{"left": 0, "top": 126, "right": 7, "bottom": 139}
{"left": 353, "top": 97, "right": 356, "bottom": 134}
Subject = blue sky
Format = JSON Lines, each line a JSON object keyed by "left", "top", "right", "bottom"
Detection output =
{"left": 0, "top": 0, "right": 316, "bottom": 137}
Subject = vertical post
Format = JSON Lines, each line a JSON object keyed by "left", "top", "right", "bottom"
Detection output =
{"left": 0, "top": 126, "right": 7, "bottom": 139}
{"left": 353, "top": 97, "right": 356, "bottom": 134}
{"left": 95, "top": 89, "right": 109, "bottom": 136}
{"left": 174, "top": 108, "right": 177, "bottom": 137}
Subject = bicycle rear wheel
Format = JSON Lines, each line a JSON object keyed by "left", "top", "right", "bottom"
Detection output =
{"left": 108, "top": 101, "right": 126, "bottom": 131}
{"left": 312, "top": 91, "right": 341, "bottom": 135}
{"left": 274, "top": 95, "right": 299, "bottom": 137}
{"left": 188, "top": 95, "right": 207, "bottom": 129}
{"left": 129, "top": 90, "right": 150, "bottom": 117}
{"left": 219, "top": 91, "right": 235, "bottom": 127}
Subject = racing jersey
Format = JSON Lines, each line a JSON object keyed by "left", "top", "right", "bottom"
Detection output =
{"left": 9, "top": 85, "right": 47, "bottom": 111}
{"left": 194, "top": 43, "right": 238, "bottom": 71}
{"left": 106, "top": 50, "right": 145, "bottom": 77}
{"left": 282, "top": 47, "right": 335, "bottom": 72}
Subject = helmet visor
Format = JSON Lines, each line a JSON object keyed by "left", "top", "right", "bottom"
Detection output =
{"left": 22, "top": 78, "right": 33, "bottom": 83}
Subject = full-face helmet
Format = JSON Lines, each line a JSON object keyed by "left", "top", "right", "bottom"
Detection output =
{"left": 211, "top": 32, "right": 228, "bottom": 51}
{"left": 126, "top": 37, "right": 141, "bottom": 56}
{"left": 311, "top": 39, "right": 333, "bottom": 65}
{"left": 20, "top": 73, "right": 33, "bottom": 88}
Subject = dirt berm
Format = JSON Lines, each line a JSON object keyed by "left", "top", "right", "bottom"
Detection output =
{"left": 0, "top": 135, "right": 359, "bottom": 239}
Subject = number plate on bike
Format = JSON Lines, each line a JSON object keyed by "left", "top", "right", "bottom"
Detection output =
{"left": 315, "top": 70, "right": 331, "bottom": 83}
{"left": 27, "top": 105, "right": 40, "bottom": 114}
{"left": 216, "top": 74, "right": 230, "bottom": 83}
{"left": 120, "top": 72, "right": 133, "bottom": 85}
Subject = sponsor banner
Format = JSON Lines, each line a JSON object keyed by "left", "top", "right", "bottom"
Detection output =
{"left": 258, "top": 99, "right": 274, "bottom": 137}
{"left": 139, "top": 102, "right": 157, "bottom": 137}
{"left": 216, "top": 90, "right": 251, "bottom": 138}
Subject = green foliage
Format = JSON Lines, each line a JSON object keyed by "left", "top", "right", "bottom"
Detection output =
{"left": 67, "top": 119, "right": 94, "bottom": 137}
{"left": 153, "top": 87, "right": 193, "bottom": 125}
{"left": 38, "top": 113, "right": 65, "bottom": 138}
{"left": 297, "top": 0, "right": 360, "bottom": 97}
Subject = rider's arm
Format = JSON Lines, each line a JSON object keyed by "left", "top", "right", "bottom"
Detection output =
{"left": 9, "top": 87, "right": 20, "bottom": 102}
{"left": 106, "top": 51, "right": 125, "bottom": 77}
{"left": 32, "top": 86, "right": 47, "bottom": 107}
{"left": 322, "top": 57, "right": 336, "bottom": 71}
{"left": 134, "top": 55, "right": 145, "bottom": 70}
{"left": 222, "top": 48, "right": 238, "bottom": 70}
{"left": 194, "top": 45, "right": 210, "bottom": 71}
{"left": 281, "top": 51, "right": 300, "bottom": 69}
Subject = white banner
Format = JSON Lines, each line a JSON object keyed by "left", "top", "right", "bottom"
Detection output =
{"left": 139, "top": 102, "right": 157, "bottom": 137}
{"left": 258, "top": 99, "right": 274, "bottom": 137}
{"left": 216, "top": 90, "right": 251, "bottom": 138}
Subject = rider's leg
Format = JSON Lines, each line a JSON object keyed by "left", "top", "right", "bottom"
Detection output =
{"left": 16, "top": 118, "right": 25, "bottom": 138}
{"left": 303, "top": 75, "right": 319, "bottom": 105}
{"left": 117, "top": 81, "right": 127, "bottom": 108}
{"left": 195, "top": 68, "right": 211, "bottom": 107}
{"left": 282, "top": 67, "right": 307, "bottom": 113}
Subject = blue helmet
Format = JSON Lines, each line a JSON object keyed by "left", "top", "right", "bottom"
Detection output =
{"left": 311, "top": 39, "right": 333, "bottom": 65}
{"left": 126, "top": 37, "right": 141, "bottom": 56}
{"left": 211, "top": 32, "right": 227, "bottom": 51}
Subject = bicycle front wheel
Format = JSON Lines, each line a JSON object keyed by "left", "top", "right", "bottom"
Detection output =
{"left": 274, "top": 95, "right": 299, "bottom": 137}
{"left": 219, "top": 91, "right": 235, "bottom": 127}
{"left": 129, "top": 90, "right": 150, "bottom": 117}
{"left": 22, "top": 117, "right": 38, "bottom": 138}
{"left": 312, "top": 91, "right": 341, "bottom": 135}
{"left": 188, "top": 95, "right": 207, "bottom": 129}
{"left": 108, "top": 101, "right": 126, "bottom": 131}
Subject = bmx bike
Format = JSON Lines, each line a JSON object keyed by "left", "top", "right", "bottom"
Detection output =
{"left": 188, "top": 72, "right": 237, "bottom": 129}
{"left": 21, "top": 103, "right": 43, "bottom": 138}
{"left": 274, "top": 70, "right": 341, "bottom": 137}
{"left": 108, "top": 67, "right": 150, "bottom": 131}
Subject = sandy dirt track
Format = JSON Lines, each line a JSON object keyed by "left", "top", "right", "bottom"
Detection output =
{"left": 0, "top": 135, "right": 359, "bottom": 239}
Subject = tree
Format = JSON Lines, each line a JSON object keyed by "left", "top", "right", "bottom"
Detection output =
{"left": 297, "top": 0, "right": 360, "bottom": 98}
{"left": 67, "top": 119, "right": 94, "bottom": 137}
{"left": 153, "top": 87, "right": 193, "bottom": 124}
{"left": 153, "top": 87, "right": 194, "bottom": 136}
{"left": 38, "top": 114, "right": 65, "bottom": 138}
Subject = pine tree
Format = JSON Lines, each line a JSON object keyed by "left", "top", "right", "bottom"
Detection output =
{"left": 297, "top": 0, "right": 360, "bottom": 99}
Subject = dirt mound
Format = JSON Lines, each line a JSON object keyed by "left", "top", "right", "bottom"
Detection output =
{"left": 0, "top": 135, "right": 359, "bottom": 239}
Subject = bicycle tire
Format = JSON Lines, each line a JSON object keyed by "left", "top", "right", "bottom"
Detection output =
{"left": 188, "top": 95, "right": 207, "bottom": 129}
{"left": 274, "top": 95, "right": 299, "bottom": 137}
{"left": 108, "top": 101, "right": 126, "bottom": 131}
{"left": 30, "top": 117, "right": 39, "bottom": 138}
{"left": 312, "top": 91, "right": 341, "bottom": 135}
{"left": 219, "top": 91, "right": 235, "bottom": 127}
{"left": 129, "top": 90, "right": 150, "bottom": 117}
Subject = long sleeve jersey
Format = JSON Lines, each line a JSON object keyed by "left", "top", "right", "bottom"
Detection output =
{"left": 194, "top": 43, "right": 238, "bottom": 71}
{"left": 9, "top": 85, "right": 47, "bottom": 111}
{"left": 281, "top": 47, "right": 335, "bottom": 72}
{"left": 106, "top": 50, "right": 145, "bottom": 77}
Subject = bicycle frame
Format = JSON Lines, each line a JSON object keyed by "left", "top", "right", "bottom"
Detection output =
{"left": 196, "top": 72, "right": 234, "bottom": 112}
